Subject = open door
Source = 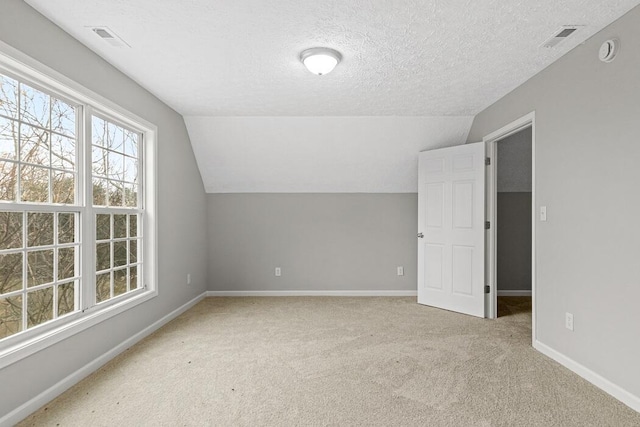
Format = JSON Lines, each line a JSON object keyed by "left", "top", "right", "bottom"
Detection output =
{"left": 417, "top": 142, "right": 486, "bottom": 317}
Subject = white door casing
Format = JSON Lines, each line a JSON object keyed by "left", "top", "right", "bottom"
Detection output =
{"left": 417, "top": 142, "right": 486, "bottom": 317}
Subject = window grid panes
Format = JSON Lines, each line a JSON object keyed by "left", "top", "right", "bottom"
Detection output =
{"left": 0, "top": 210, "right": 80, "bottom": 340}
{"left": 92, "top": 115, "right": 142, "bottom": 305}
{"left": 0, "top": 69, "right": 147, "bottom": 343}
{"left": 91, "top": 116, "right": 139, "bottom": 208}
{"left": 0, "top": 73, "right": 77, "bottom": 205}
{"left": 95, "top": 213, "right": 141, "bottom": 303}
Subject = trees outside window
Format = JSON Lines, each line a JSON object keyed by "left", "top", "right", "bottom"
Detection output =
{"left": 0, "top": 71, "right": 143, "bottom": 341}
{"left": 90, "top": 115, "right": 142, "bottom": 306}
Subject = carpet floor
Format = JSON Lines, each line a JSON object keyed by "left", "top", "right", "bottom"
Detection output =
{"left": 19, "top": 297, "right": 640, "bottom": 426}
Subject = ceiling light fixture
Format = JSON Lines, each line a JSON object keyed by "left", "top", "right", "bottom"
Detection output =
{"left": 300, "top": 47, "right": 342, "bottom": 75}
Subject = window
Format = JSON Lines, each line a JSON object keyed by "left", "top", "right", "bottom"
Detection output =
{"left": 91, "top": 116, "right": 142, "bottom": 303}
{"left": 0, "top": 75, "right": 81, "bottom": 340}
{"left": 0, "top": 48, "right": 156, "bottom": 362}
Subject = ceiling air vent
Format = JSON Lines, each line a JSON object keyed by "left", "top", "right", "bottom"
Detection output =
{"left": 89, "top": 26, "right": 130, "bottom": 48}
{"left": 541, "top": 26, "right": 583, "bottom": 48}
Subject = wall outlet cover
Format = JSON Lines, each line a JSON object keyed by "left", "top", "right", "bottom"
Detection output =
{"left": 565, "top": 312, "right": 574, "bottom": 331}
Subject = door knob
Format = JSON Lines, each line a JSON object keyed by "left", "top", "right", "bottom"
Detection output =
{"left": 417, "top": 233, "right": 424, "bottom": 238}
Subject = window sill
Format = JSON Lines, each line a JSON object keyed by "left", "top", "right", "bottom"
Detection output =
{"left": 0, "top": 288, "right": 157, "bottom": 370}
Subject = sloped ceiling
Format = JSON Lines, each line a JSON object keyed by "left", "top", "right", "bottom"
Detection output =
{"left": 185, "top": 116, "right": 473, "bottom": 193}
{"left": 25, "top": 0, "right": 640, "bottom": 192}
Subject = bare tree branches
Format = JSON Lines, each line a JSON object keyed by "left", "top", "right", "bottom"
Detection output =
{"left": 1, "top": 72, "right": 140, "bottom": 341}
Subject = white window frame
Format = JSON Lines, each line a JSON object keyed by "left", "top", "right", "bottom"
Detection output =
{"left": 0, "top": 41, "right": 158, "bottom": 369}
{"left": 86, "top": 110, "right": 146, "bottom": 308}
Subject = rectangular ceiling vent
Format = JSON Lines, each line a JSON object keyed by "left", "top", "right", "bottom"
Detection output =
{"left": 541, "top": 26, "right": 583, "bottom": 48}
{"left": 89, "top": 26, "right": 130, "bottom": 48}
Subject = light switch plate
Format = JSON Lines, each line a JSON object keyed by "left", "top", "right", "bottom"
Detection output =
{"left": 540, "top": 206, "right": 547, "bottom": 221}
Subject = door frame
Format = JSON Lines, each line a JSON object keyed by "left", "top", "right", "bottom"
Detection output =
{"left": 482, "top": 112, "right": 536, "bottom": 343}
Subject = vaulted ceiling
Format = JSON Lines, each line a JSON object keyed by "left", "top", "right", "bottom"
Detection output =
{"left": 25, "top": 0, "right": 640, "bottom": 191}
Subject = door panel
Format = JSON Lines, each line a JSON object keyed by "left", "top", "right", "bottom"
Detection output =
{"left": 426, "top": 184, "right": 444, "bottom": 227}
{"left": 453, "top": 181, "right": 474, "bottom": 228}
{"left": 452, "top": 245, "right": 473, "bottom": 295}
{"left": 424, "top": 244, "right": 443, "bottom": 290}
{"left": 417, "top": 142, "right": 485, "bottom": 317}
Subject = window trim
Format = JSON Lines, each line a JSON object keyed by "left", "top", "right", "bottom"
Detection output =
{"left": 0, "top": 41, "right": 158, "bottom": 370}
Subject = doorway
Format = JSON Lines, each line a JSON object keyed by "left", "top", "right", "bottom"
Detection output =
{"left": 416, "top": 112, "right": 536, "bottom": 332}
{"left": 494, "top": 127, "right": 532, "bottom": 317}
{"left": 484, "top": 112, "right": 536, "bottom": 342}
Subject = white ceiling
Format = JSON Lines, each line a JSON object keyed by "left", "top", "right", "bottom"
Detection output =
{"left": 24, "top": 0, "right": 640, "bottom": 192}
{"left": 185, "top": 116, "right": 473, "bottom": 192}
{"left": 25, "top": 0, "right": 640, "bottom": 116}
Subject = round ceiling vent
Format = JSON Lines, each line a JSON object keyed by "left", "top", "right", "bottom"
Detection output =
{"left": 599, "top": 39, "right": 619, "bottom": 63}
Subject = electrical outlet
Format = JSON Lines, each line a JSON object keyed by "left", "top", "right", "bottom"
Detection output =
{"left": 275, "top": 267, "right": 281, "bottom": 277}
{"left": 397, "top": 266, "right": 404, "bottom": 276}
{"left": 540, "top": 206, "right": 547, "bottom": 221}
{"left": 565, "top": 312, "right": 574, "bottom": 331}
{"left": 187, "top": 273, "right": 191, "bottom": 285}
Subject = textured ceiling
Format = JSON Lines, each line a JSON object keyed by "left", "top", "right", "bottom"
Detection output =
{"left": 24, "top": 0, "right": 640, "bottom": 116}
{"left": 23, "top": 0, "right": 640, "bottom": 192}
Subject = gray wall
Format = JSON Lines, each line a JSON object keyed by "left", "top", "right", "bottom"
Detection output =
{"left": 497, "top": 193, "right": 531, "bottom": 291}
{"left": 208, "top": 194, "right": 417, "bottom": 292}
{"left": 497, "top": 127, "right": 532, "bottom": 193}
{"left": 0, "top": 0, "right": 208, "bottom": 418}
{"left": 468, "top": 5, "right": 640, "bottom": 399}
{"left": 497, "top": 129, "right": 532, "bottom": 292}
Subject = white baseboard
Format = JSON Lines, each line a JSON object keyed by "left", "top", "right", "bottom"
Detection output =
{"left": 1, "top": 292, "right": 207, "bottom": 427}
{"left": 497, "top": 290, "right": 532, "bottom": 296}
{"left": 534, "top": 340, "right": 640, "bottom": 413}
{"left": 206, "top": 290, "right": 418, "bottom": 297}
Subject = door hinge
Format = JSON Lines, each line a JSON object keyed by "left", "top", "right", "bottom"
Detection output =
{"left": 485, "top": 221, "right": 490, "bottom": 229}
{"left": 485, "top": 285, "right": 491, "bottom": 294}
{"left": 485, "top": 157, "right": 491, "bottom": 166}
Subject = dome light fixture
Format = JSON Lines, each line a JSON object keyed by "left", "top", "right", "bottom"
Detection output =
{"left": 300, "top": 47, "right": 342, "bottom": 75}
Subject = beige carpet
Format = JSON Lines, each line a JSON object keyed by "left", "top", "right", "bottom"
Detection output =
{"left": 19, "top": 297, "right": 640, "bottom": 426}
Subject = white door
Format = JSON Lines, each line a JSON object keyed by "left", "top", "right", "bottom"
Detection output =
{"left": 417, "top": 142, "right": 486, "bottom": 317}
